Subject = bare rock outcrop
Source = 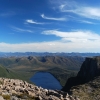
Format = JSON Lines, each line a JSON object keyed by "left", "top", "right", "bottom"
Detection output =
{"left": 0, "top": 78, "right": 79, "bottom": 100}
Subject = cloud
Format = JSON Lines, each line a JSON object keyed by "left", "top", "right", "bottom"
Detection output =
{"left": 41, "top": 14, "right": 67, "bottom": 21}
{"left": 50, "top": 0, "right": 100, "bottom": 20}
{"left": 49, "top": 0, "right": 100, "bottom": 24}
{"left": 0, "top": 38, "right": 100, "bottom": 52}
{"left": 41, "top": 30, "right": 100, "bottom": 52}
{"left": 77, "top": 7, "right": 100, "bottom": 19}
{"left": 0, "top": 29, "right": 100, "bottom": 52}
{"left": 42, "top": 30, "right": 100, "bottom": 41}
{"left": 78, "top": 20, "right": 96, "bottom": 24}
{"left": 11, "top": 26, "right": 33, "bottom": 33}
{"left": 59, "top": 2, "right": 100, "bottom": 20}
{"left": 65, "top": 15, "right": 96, "bottom": 24}
{"left": 26, "top": 19, "right": 44, "bottom": 24}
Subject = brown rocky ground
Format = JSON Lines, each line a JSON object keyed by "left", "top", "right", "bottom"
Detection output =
{"left": 0, "top": 77, "right": 80, "bottom": 100}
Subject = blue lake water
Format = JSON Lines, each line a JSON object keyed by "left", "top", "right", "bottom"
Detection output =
{"left": 30, "top": 72, "right": 62, "bottom": 90}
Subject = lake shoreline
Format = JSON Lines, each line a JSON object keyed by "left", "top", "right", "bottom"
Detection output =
{"left": 30, "top": 71, "right": 62, "bottom": 90}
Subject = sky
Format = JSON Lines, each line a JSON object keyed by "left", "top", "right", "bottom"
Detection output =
{"left": 1, "top": 0, "right": 100, "bottom": 52}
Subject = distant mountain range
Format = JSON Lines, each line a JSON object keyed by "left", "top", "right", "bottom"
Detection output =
{"left": 0, "top": 52, "right": 100, "bottom": 57}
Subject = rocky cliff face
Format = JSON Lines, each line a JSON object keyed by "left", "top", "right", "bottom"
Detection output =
{"left": 0, "top": 78, "right": 80, "bottom": 100}
{"left": 77, "top": 57, "right": 100, "bottom": 81}
{"left": 62, "top": 56, "right": 100, "bottom": 92}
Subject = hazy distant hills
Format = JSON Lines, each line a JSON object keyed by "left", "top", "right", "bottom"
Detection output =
{"left": 0, "top": 52, "right": 100, "bottom": 57}
{"left": 0, "top": 56, "right": 84, "bottom": 86}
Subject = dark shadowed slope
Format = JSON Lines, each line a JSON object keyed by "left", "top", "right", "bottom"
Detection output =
{"left": 63, "top": 56, "right": 100, "bottom": 95}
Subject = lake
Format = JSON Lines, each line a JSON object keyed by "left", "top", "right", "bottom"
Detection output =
{"left": 30, "top": 72, "right": 62, "bottom": 90}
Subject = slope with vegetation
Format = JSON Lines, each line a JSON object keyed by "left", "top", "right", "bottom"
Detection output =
{"left": 0, "top": 56, "right": 84, "bottom": 86}
{"left": 0, "top": 65, "right": 23, "bottom": 80}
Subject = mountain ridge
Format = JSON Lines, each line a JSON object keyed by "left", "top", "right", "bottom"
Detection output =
{"left": 0, "top": 56, "right": 84, "bottom": 86}
{"left": 0, "top": 52, "right": 100, "bottom": 57}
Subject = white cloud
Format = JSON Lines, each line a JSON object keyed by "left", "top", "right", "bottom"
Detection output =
{"left": 0, "top": 38, "right": 100, "bottom": 52}
{"left": 42, "top": 30, "right": 100, "bottom": 41}
{"left": 59, "top": 2, "right": 100, "bottom": 20}
{"left": 41, "top": 14, "right": 67, "bottom": 21}
{"left": 49, "top": 0, "right": 100, "bottom": 24}
{"left": 50, "top": 0, "right": 100, "bottom": 20}
{"left": 11, "top": 26, "right": 33, "bottom": 33}
{"left": 77, "top": 7, "right": 100, "bottom": 19}
{"left": 26, "top": 19, "right": 44, "bottom": 24}
{"left": 78, "top": 20, "right": 96, "bottom": 24}
{"left": 0, "top": 29, "right": 100, "bottom": 52}
{"left": 0, "top": 30, "right": 97, "bottom": 52}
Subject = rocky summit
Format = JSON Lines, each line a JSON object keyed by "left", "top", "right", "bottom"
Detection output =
{"left": 0, "top": 77, "right": 80, "bottom": 100}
